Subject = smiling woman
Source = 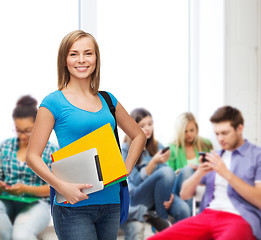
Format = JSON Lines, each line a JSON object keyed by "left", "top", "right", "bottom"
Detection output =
{"left": 25, "top": 30, "right": 146, "bottom": 240}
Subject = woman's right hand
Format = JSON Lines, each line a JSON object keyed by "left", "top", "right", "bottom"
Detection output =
{"left": 146, "top": 149, "right": 171, "bottom": 175}
{"left": 57, "top": 182, "right": 93, "bottom": 204}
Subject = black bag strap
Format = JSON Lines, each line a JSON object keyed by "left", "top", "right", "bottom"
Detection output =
{"left": 99, "top": 91, "right": 121, "bottom": 150}
{"left": 99, "top": 91, "right": 128, "bottom": 188}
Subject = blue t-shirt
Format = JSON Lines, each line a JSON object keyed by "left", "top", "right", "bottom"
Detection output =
{"left": 40, "top": 90, "right": 120, "bottom": 207}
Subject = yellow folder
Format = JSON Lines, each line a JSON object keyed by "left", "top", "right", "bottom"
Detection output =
{"left": 51, "top": 123, "right": 127, "bottom": 186}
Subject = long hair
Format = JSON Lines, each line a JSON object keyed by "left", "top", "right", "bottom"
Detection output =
{"left": 172, "top": 112, "right": 211, "bottom": 154}
{"left": 12, "top": 95, "right": 37, "bottom": 121}
{"left": 57, "top": 30, "right": 100, "bottom": 94}
{"left": 124, "top": 108, "right": 157, "bottom": 164}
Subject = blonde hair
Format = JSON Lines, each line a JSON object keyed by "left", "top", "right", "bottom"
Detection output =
{"left": 172, "top": 112, "right": 211, "bottom": 153}
{"left": 57, "top": 30, "right": 100, "bottom": 94}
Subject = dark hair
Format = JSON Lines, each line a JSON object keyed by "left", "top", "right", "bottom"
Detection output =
{"left": 130, "top": 108, "right": 152, "bottom": 125}
{"left": 210, "top": 106, "right": 244, "bottom": 129}
{"left": 12, "top": 95, "right": 38, "bottom": 121}
{"left": 124, "top": 108, "right": 157, "bottom": 164}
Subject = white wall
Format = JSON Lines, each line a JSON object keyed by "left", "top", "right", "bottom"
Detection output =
{"left": 0, "top": 1, "right": 78, "bottom": 144}
{"left": 190, "top": 0, "right": 261, "bottom": 148}
{"left": 79, "top": 0, "right": 190, "bottom": 145}
{"left": 224, "top": 0, "right": 261, "bottom": 145}
{"left": 189, "top": 0, "right": 225, "bottom": 149}
{"left": 1, "top": 1, "right": 260, "bottom": 148}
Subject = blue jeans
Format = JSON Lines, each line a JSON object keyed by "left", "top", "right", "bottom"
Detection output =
{"left": 53, "top": 204, "right": 120, "bottom": 240}
{"left": 172, "top": 166, "right": 194, "bottom": 215}
{"left": 0, "top": 199, "right": 50, "bottom": 240}
{"left": 130, "top": 166, "right": 190, "bottom": 222}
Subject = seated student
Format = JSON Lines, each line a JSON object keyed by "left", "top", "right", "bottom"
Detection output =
{"left": 147, "top": 106, "right": 261, "bottom": 240}
{"left": 167, "top": 112, "right": 213, "bottom": 214}
{"left": 0, "top": 95, "right": 58, "bottom": 240}
{"left": 122, "top": 108, "right": 190, "bottom": 235}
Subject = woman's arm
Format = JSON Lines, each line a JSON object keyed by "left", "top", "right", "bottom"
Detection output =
{"left": 26, "top": 107, "right": 91, "bottom": 204}
{"left": 115, "top": 102, "right": 146, "bottom": 175}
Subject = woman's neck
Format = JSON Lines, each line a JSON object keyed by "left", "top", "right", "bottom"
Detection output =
{"left": 66, "top": 77, "right": 92, "bottom": 93}
{"left": 185, "top": 141, "right": 194, "bottom": 147}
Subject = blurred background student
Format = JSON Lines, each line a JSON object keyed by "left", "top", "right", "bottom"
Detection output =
{"left": 0, "top": 95, "right": 58, "bottom": 240}
{"left": 121, "top": 108, "right": 190, "bottom": 239}
{"left": 167, "top": 112, "right": 213, "bottom": 214}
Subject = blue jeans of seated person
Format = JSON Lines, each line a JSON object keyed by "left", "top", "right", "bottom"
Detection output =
{"left": 172, "top": 166, "right": 194, "bottom": 215}
{"left": 130, "top": 166, "right": 190, "bottom": 222}
{"left": 0, "top": 199, "right": 50, "bottom": 240}
{"left": 120, "top": 205, "right": 148, "bottom": 240}
{"left": 53, "top": 204, "right": 120, "bottom": 240}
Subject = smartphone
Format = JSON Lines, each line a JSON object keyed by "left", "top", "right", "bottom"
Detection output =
{"left": 199, "top": 152, "right": 208, "bottom": 162}
{"left": 161, "top": 146, "right": 170, "bottom": 154}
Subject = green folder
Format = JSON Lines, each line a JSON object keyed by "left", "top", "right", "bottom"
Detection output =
{"left": 104, "top": 176, "right": 127, "bottom": 188}
{"left": 0, "top": 194, "right": 39, "bottom": 203}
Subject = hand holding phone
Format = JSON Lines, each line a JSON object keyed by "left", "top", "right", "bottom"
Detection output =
{"left": 161, "top": 146, "right": 170, "bottom": 154}
{"left": 199, "top": 152, "right": 208, "bottom": 162}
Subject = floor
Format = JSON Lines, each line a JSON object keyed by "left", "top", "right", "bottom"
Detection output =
{"left": 117, "top": 223, "right": 155, "bottom": 240}
{"left": 38, "top": 219, "right": 155, "bottom": 240}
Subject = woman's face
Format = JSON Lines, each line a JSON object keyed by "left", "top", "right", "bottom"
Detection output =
{"left": 66, "top": 37, "right": 97, "bottom": 82}
{"left": 14, "top": 117, "right": 34, "bottom": 146}
{"left": 185, "top": 121, "right": 198, "bottom": 144}
{"left": 138, "top": 115, "right": 154, "bottom": 139}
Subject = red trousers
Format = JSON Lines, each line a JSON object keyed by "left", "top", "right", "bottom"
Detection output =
{"left": 147, "top": 209, "right": 256, "bottom": 240}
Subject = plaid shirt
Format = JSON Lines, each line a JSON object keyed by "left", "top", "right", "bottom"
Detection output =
{"left": 0, "top": 137, "right": 58, "bottom": 201}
